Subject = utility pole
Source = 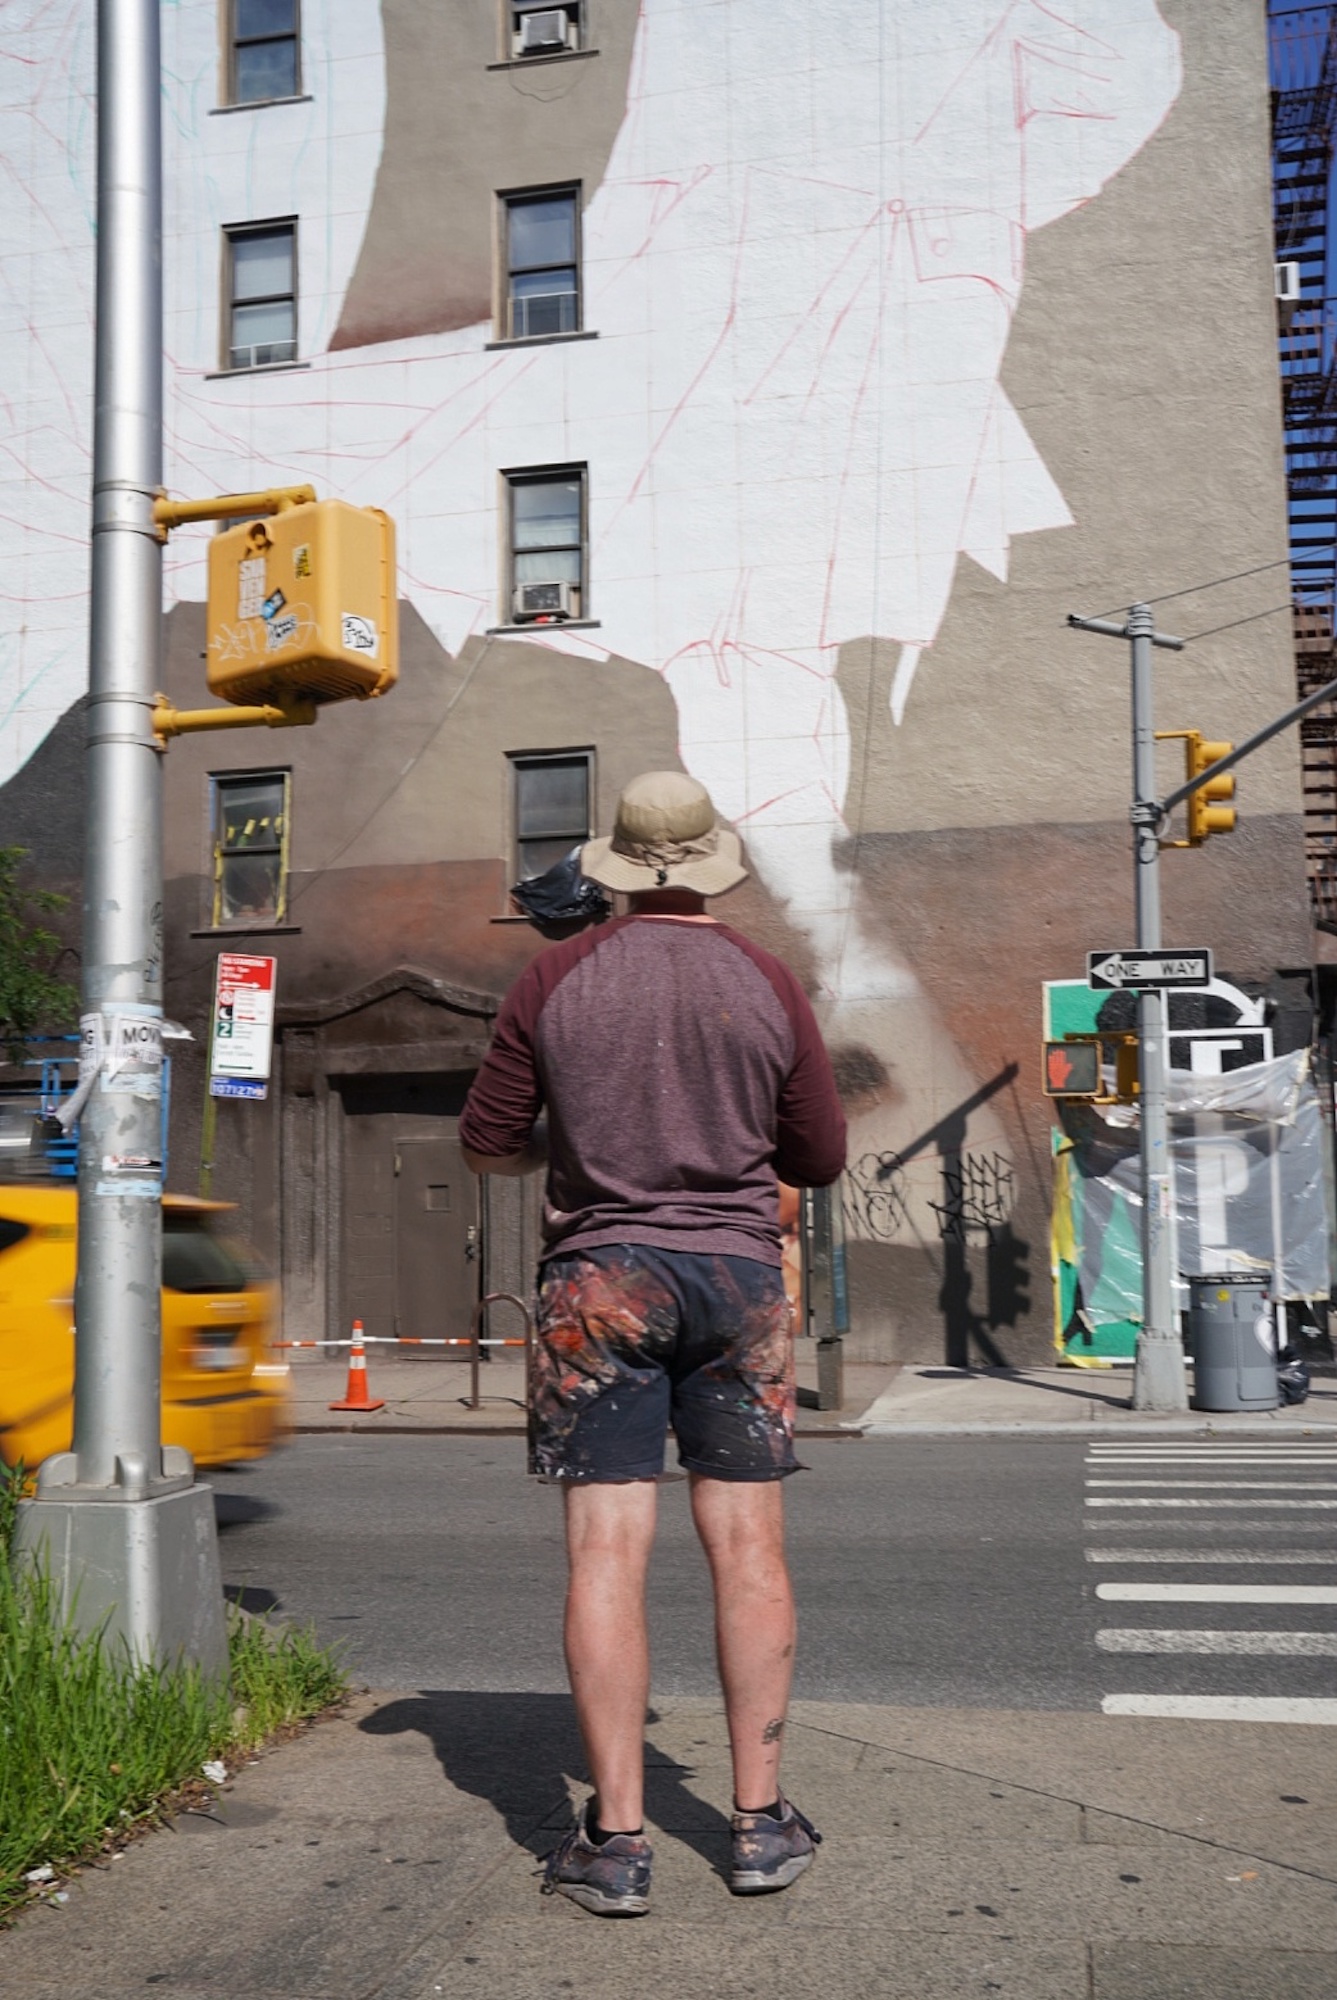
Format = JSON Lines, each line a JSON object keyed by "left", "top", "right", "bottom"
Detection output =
{"left": 14, "top": 0, "right": 227, "bottom": 1675}
{"left": 1068, "top": 605, "right": 1188, "bottom": 1413}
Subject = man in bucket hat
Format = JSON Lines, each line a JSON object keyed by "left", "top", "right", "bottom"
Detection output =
{"left": 461, "top": 771, "right": 846, "bottom": 1916}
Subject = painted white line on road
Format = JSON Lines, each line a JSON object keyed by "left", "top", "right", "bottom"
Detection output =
{"left": 1085, "top": 1548, "right": 1337, "bottom": 1564}
{"left": 1086, "top": 1480, "right": 1337, "bottom": 1491}
{"left": 1085, "top": 1457, "right": 1337, "bottom": 1467}
{"left": 1097, "top": 1628, "right": 1337, "bottom": 1654}
{"left": 1101, "top": 1695, "right": 1337, "bottom": 1723}
{"left": 1096, "top": 1581, "right": 1337, "bottom": 1603}
{"left": 1086, "top": 1497, "right": 1337, "bottom": 1509}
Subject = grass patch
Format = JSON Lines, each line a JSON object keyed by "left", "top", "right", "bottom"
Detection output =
{"left": 0, "top": 1459, "right": 347, "bottom": 1922}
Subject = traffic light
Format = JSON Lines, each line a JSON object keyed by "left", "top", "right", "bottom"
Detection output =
{"left": 205, "top": 499, "right": 398, "bottom": 710}
{"left": 1184, "top": 731, "right": 1236, "bottom": 845}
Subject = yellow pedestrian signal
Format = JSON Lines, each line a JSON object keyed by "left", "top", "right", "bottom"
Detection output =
{"left": 205, "top": 499, "right": 397, "bottom": 710}
{"left": 1043, "top": 1040, "right": 1100, "bottom": 1098}
{"left": 1184, "top": 732, "right": 1236, "bottom": 845}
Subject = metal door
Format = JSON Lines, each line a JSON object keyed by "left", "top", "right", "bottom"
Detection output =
{"left": 393, "top": 1132, "right": 477, "bottom": 1351}
{"left": 337, "top": 1075, "right": 477, "bottom": 1356}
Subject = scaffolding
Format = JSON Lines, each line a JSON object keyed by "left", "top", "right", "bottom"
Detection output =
{"left": 1273, "top": 4, "right": 1337, "bottom": 923}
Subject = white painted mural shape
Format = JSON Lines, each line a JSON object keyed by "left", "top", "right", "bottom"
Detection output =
{"left": 0, "top": 0, "right": 1182, "bottom": 1213}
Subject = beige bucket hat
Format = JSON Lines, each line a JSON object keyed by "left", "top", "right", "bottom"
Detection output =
{"left": 581, "top": 771, "right": 748, "bottom": 896}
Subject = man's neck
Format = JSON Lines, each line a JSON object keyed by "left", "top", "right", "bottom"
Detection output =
{"left": 627, "top": 889, "right": 716, "bottom": 922}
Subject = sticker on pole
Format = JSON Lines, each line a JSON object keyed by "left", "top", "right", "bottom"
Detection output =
{"left": 209, "top": 954, "right": 276, "bottom": 1101}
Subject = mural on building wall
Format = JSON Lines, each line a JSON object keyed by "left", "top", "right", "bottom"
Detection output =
{"left": 0, "top": 0, "right": 1181, "bottom": 1235}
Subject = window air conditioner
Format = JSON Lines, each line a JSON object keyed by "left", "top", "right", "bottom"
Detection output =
{"left": 513, "top": 579, "right": 578, "bottom": 622}
{"left": 1277, "top": 260, "right": 1302, "bottom": 303}
{"left": 516, "top": 10, "right": 574, "bottom": 57}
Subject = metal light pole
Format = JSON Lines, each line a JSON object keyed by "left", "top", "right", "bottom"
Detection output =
{"left": 1068, "top": 605, "right": 1188, "bottom": 1414}
{"left": 13, "top": 0, "right": 227, "bottom": 1675}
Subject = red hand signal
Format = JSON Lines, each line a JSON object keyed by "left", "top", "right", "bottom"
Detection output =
{"left": 1047, "top": 1047, "right": 1075, "bottom": 1090}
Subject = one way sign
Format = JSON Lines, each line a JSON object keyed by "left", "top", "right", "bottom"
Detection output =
{"left": 1087, "top": 948, "right": 1213, "bottom": 991}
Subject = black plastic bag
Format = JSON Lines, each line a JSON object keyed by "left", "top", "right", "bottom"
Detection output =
{"left": 1277, "top": 1345, "right": 1311, "bottom": 1406}
{"left": 510, "top": 848, "right": 610, "bottom": 927}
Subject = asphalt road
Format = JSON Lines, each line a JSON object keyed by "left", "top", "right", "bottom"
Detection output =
{"left": 213, "top": 1433, "right": 1096, "bottom": 1708}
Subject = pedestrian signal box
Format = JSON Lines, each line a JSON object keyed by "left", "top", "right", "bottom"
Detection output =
{"left": 1043, "top": 1040, "right": 1100, "bottom": 1098}
{"left": 206, "top": 500, "right": 397, "bottom": 709}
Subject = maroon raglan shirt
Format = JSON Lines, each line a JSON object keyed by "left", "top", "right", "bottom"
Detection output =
{"left": 459, "top": 915, "right": 847, "bottom": 1266}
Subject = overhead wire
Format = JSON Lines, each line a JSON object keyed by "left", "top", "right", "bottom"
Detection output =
{"left": 1088, "top": 555, "right": 1296, "bottom": 622}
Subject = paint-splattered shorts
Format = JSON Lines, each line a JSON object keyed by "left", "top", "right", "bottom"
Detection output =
{"left": 531, "top": 1244, "right": 798, "bottom": 1483}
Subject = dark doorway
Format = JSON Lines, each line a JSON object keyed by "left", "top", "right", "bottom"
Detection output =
{"left": 338, "top": 1073, "right": 478, "bottom": 1357}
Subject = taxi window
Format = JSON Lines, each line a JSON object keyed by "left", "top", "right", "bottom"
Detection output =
{"left": 161, "top": 1212, "right": 250, "bottom": 1293}
{"left": 0, "top": 1217, "right": 31, "bottom": 1256}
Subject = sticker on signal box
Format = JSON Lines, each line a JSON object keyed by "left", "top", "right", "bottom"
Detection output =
{"left": 341, "top": 614, "right": 378, "bottom": 657}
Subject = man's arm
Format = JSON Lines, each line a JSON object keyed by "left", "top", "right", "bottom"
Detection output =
{"left": 773, "top": 986, "right": 847, "bottom": 1188}
{"left": 461, "top": 1122, "right": 548, "bottom": 1178}
{"left": 458, "top": 972, "right": 546, "bottom": 1176}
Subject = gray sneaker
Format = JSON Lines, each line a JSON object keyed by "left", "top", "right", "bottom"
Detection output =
{"left": 730, "top": 1796, "right": 821, "bottom": 1895}
{"left": 540, "top": 1804, "right": 653, "bottom": 1916}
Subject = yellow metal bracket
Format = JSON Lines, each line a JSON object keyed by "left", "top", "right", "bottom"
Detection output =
{"left": 150, "top": 484, "right": 320, "bottom": 744}
{"left": 152, "top": 693, "right": 317, "bottom": 744}
{"left": 151, "top": 484, "right": 317, "bottom": 542}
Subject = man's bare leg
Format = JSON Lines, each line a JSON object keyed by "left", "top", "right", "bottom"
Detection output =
{"left": 563, "top": 1480, "right": 658, "bottom": 1830}
{"left": 689, "top": 1476, "right": 797, "bottom": 1809}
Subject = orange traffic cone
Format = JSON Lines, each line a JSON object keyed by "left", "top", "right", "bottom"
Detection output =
{"left": 329, "top": 1319, "right": 385, "bottom": 1412}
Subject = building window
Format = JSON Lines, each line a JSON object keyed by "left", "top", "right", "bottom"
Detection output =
{"left": 510, "top": 752, "right": 592, "bottom": 881}
{"left": 506, "top": 466, "right": 586, "bottom": 623}
{"left": 211, "top": 771, "right": 290, "bottom": 926}
{"left": 224, "top": 222, "right": 296, "bottom": 370}
{"left": 229, "top": 0, "right": 300, "bottom": 105}
{"left": 509, "top": 2, "right": 581, "bottom": 60}
{"left": 503, "top": 189, "right": 580, "bottom": 340}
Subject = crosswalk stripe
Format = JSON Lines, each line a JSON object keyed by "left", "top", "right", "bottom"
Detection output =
{"left": 1096, "top": 1582, "right": 1337, "bottom": 1604}
{"left": 1080, "top": 1464, "right": 1337, "bottom": 1480}
{"left": 1086, "top": 1479, "right": 1337, "bottom": 1490}
{"left": 1086, "top": 1497, "right": 1337, "bottom": 1509}
{"left": 1085, "top": 1548, "right": 1337, "bottom": 1564}
{"left": 1097, "top": 1628, "right": 1337, "bottom": 1654}
{"left": 1101, "top": 1695, "right": 1337, "bottom": 1722}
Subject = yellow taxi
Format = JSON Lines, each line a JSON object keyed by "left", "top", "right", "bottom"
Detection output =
{"left": 0, "top": 1184, "right": 289, "bottom": 1474}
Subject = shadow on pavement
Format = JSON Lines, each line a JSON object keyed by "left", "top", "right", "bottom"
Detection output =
{"left": 213, "top": 1491, "right": 280, "bottom": 1528}
{"left": 223, "top": 1583, "right": 283, "bottom": 1615}
{"left": 359, "top": 1690, "right": 733, "bottom": 1883}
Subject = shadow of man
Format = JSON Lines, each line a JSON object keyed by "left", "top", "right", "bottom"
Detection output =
{"left": 359, "top": 1690, "right": 734, "bottom": 1883}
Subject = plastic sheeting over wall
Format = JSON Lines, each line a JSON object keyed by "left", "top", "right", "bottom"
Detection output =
{"left": 1052, "top": 1050, "right": 1332, "bottom": 1362}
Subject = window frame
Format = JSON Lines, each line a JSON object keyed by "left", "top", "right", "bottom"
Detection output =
{"left": 209, "top": 768, "right": 292, "bottom": 930}
{"left": 222, "top": 218, "right": 298, "bottom": 373}
{"left": 226, "top": 0, "right": 302, "bottom": 108}
{"left": 503, "top": 463, "right": 589, "bottom": 624}
{"left": 508, "top": 748, "right": 595, "bottom": 888}
{"left": 506, "top": 0, "right": 584, "bottom": 62}
{"left": 499, "top": 184, "right": 582, "bottom": 342}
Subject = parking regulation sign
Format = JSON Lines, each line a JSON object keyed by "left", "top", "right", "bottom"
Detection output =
{"left": 209, "top": 953, "right": 277, "bottom": 1101}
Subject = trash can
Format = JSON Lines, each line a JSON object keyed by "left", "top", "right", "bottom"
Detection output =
{"left": 1185, "top": 1274, "right": 1279, "bottom": 1413}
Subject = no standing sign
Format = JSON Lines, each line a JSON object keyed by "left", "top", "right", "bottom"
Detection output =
{"left": 209, "top": 953, "right": 277, "bottom": 1101}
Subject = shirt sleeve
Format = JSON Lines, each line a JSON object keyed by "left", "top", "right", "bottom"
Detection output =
{"left": 459, "top": 967, "right": 546, "bottom": 1158}
{"left": 772, "top": 979, "right": 847, "bottom": 1189}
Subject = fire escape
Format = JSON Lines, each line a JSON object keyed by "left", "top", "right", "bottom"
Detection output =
{"left": 1273, "top": 5, "right": 1337, "bottom": 925}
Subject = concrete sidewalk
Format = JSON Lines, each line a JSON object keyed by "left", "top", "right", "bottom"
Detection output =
{"left": 284, "top": 1350, "right": 1337, "bottom": 1438}
{"left": 5, "top": 1691, "right": 1335, "bottom": 1998}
